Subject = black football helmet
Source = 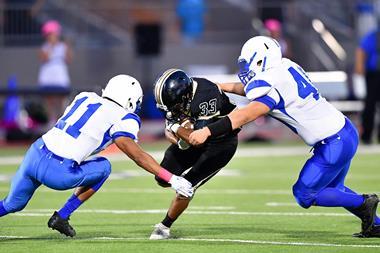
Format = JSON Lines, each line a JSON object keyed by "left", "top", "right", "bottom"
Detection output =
{"left": 154, "top": 69, "right": 193, "bottom": 119}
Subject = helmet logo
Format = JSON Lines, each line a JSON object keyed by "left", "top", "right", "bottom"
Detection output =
{"left": 238, "top": 51, "right": 257, "bottom": 85}
{"left": 261, "top": 57, "right": 267, "bottom": 72}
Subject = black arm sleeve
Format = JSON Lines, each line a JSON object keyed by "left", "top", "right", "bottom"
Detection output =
{"left": 207, "top": 116, "right": 233, "bottom": 138}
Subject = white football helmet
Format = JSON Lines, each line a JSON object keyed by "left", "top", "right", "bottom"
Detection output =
{"left": 238, "top": 36, "right": 282, "bottom": 85}
{"left": 102, "top": 74, "right": 143, "bottom": 113}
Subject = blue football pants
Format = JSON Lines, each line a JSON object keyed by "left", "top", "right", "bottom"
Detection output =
{"left": 292, "top": 118, "right": 360, "bottom": 208}
{"left": 2, "top": 138, "right": 111, "bottom": 213}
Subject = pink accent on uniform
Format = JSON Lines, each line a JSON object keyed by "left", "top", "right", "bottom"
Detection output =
{"left": 158, "top": 168, "right": 173, "bottom": 183}
{"left": 264, "top": 19, "right": 281, "bottom": 32}
{"left": 42, "top": 20, "right": 61, "bottom": 36}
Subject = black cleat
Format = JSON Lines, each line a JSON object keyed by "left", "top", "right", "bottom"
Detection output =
{"left": 350, "top": 194, "right": 379, "bottom": 235}
{"left": 353, "top": 225, "right": 380, "bottom": 238}
{"left": 47, "top": 211, "right": 76, "bottom": 237}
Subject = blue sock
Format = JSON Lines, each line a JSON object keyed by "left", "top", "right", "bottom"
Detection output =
{"left": 58, "top": 194, "right": 83, "bottom": 220}
{"left": 57, "top": 175, "right": 108, "bottom": 220}
{"left": 0, "top": 200, "right": 8, "bottom": 217}
{"left": 315, "top": 187, "right": 364, "bottom": 208}
{"left": 343, "top": 186, "right": 380, "bottom": 225}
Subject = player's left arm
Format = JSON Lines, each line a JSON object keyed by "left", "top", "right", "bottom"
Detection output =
{"left": 354, "top": 47, "right": 366, "bottom": 75}
{"left": 217, "top": 82, "right": 245, "bottom": 96}
{"left": 228, "top": 101, "right": 270, "bottom": 129}
{"left": 189, "top": 101, "right": 270, "bottom": 145}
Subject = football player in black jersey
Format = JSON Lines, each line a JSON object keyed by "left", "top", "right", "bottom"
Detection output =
{"left": 149, "top": 69, "right": 239, "bottom": 239}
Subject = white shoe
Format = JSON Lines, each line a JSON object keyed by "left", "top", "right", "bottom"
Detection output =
{"left": 149, "top": 223, "right": 170, "bottom": 240}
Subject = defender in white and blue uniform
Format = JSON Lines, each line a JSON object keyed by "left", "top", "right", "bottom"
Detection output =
{"left": 190, "top": 36, "right": 380, "bottom": 238}
{"left": 43, "top": 91, "right": 140, "bottom": 165}
{"left": 243, "top": 58, "right": 346, "bottom": 147}
{"left": 0, "top": 75, "right": 194, "bottom": 237}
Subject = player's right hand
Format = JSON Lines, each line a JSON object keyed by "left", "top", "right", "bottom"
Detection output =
{"left": 169, "top": 175, "right": 193, "bottom": 198}
{"left": 189, "top": 127, "right": 211, "bottom": 146}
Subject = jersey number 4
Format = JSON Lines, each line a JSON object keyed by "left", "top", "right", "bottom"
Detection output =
{"left": 288, "top": 66, "right": 320, "bottom": 100}
{"left": 55, "top": 96, "right": 102, "bottom": 138}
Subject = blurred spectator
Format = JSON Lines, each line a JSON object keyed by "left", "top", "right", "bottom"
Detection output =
{"left": 176, "top": 0, "right": 207, "bottom": 44}
{"left": 264, "top": 19, "right": 292, "bottom": 58}
{"left": 2, "top": 0, "right": 45, "bottom": 46}
{"left": 354, "top": 26, "right": 380, "bottom": 144}
{"left": 38, "top": 20, "right": 72, "bottom": 126}
{"left": 356, "top": 1, "right": 378, "bottom": 39}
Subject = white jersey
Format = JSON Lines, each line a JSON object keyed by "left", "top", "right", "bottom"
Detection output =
{"left": 42, "top": 92, "right": 140, "bottom": 163}
{"left": 38, "top": 42, "right": 70, "bottom": 87}
{"left": 244, "top": 58, "right": 345, "bottom": 146}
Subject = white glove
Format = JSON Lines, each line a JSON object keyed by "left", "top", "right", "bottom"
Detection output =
{"left": 169, "top": 175, "right": 193, "bottom": 197}
{"left": 165, "top": 120, "right": 180, "bottom": 134}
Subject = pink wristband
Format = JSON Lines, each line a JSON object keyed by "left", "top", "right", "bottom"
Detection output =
{"left": 158, "top": 168, "right": 173, "bottom": 183}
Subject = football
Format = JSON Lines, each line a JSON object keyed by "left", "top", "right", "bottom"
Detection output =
{"left": 176, "top": 118, "right": 194, "bottom": 150}
{"left": 180, "top": 119, "right": 194, "bottom": 130}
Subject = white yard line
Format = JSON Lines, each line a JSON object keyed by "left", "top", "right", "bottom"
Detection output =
{"left": 0, "top": 145, "right": 379, "bottom": 165}
{"left": 0, "top": 187, "right": 292, "bottom": 195}
{"left": 266, "top": 202, "right": 299, "bottom": 207}
{"left": 176, "top": 238, "right": 380, "bottom": 248}
{"left": 0, "top": 235, "right": 379, "bottom": 248}
{"left": 13, "top": 208, "right": 353, "bottom": 217}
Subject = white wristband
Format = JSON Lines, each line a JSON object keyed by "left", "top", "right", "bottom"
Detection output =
{"left": 177, "top": 139, "right": 190, "bottom": 150}
{"left": 170, "top": 123, "right": 180, "bottom": 134}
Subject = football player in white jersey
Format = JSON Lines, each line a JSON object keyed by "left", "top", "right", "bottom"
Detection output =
{"left": 0, "top": 74, "right": 193, "bottom": 237}
{"left": 189, "top": 36, "right": 380, "bottom": 238}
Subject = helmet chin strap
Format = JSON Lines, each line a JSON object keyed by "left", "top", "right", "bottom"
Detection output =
{"left": 103, "top": 96, "right": 124, "bottom": 108}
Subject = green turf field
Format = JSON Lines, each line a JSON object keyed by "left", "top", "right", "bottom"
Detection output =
{"left": 0, "top": 145, "right": 379, "bottom": 253}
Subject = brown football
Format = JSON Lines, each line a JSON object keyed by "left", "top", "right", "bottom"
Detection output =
{"left": 181, "top": 119, "right": 194, "bottom": 130}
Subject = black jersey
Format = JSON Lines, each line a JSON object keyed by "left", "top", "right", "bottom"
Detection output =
{"left": 190, "top": 78, "right": 236, "bottom": 130}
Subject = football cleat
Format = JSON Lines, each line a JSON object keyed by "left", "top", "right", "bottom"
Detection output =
{"left": 353, "top": 225, "right": 380, "bottom": 238}
{"left": 47, "top": 211, "right": 76, "bottom": 237}
{"left": 351, "top": 194, "right": 379, "bottom": 235}
{"left": 149, "top": 223, "right": 170, "bottom": 240}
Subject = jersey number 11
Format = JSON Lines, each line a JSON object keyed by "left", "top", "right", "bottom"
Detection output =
{"left": 55, "top": 96, "right": 102, "bottom": 138}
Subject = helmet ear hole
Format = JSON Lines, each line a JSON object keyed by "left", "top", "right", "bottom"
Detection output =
{"left": 127, "top": 98, "right": 133, "bottom": 110}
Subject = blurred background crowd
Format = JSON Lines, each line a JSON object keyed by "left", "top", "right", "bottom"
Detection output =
{"left": 0, "top": 0, "right": 380, "bottom": 144}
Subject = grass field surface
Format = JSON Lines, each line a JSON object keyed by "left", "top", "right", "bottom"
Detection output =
{"left": 0, "top": 144, "right": 379, "bottom": 253}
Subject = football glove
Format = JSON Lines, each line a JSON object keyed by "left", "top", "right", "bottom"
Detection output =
{"left": 169, "top": 175, "right": 193, "bottom": 198}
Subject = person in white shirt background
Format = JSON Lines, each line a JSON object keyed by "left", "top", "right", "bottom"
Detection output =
{"left": 38, "top": 20, "right": 73, "bottom": 126}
